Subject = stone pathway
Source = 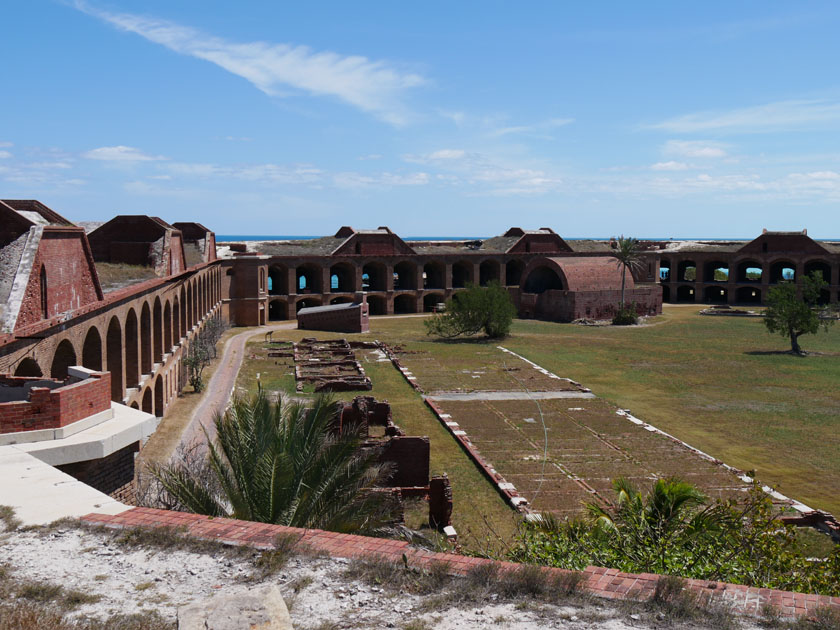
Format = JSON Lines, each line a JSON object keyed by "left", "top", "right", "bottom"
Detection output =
{"left": 175, "top": 323, "right": 295, "bottom": 460}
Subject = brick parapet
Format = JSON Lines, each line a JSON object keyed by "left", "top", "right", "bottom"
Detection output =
{"left": 0, "top": 371, "right": 111, "bottom": 433}
{"left": 81, "top": 507, "right": 840, "bottom": 619}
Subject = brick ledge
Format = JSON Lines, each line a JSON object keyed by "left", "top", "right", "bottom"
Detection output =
{"left": 82, "top": 507, "right": 840, "bottom": 619}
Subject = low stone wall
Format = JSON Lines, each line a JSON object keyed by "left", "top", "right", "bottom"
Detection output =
{"left": 57, "top": 441, "right": 139, "bottom": 495}
{"left": 83, "top": 507, "right": 840, "bottom": 620}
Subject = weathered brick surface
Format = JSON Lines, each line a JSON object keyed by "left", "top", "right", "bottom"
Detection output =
{"left": 81, "top": 507, "right": 840, "bottom": 619}
{"left": 0, "top": 372, "right": 111, "bottom": 433}
{"left": 58, "top": 441, "right": 139, "bottom": 495}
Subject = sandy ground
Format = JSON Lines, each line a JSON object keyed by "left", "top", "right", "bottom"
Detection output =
{"left": 0, "top": 523, "right": 765, "bottom": 630}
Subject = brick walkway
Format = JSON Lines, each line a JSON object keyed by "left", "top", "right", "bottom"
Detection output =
{"left": 82, "top": 507, "right": 840, "bottom": 620}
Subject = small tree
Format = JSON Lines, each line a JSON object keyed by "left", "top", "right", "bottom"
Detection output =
{"left": 425, "top": 281, "right": 516, "bottom": 339}
{"left": 764, "top": 271, "right": 833, "bottom": 354}
{"left": 183, "top": 315, "right": 229, "bottom": 392}
{"left": 611, "top": 236, "right": 644, "bottom": 325}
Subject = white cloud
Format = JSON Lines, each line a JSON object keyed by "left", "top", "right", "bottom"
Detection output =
{"left": 333, "top": 171, "right": 429, "bottom": 189}
{"left": 428, "top": 149, "right": 466, "bottom": 160}
{"left": 437, "top": 110, "right": 466, "bottom": 125}
{"left": 650, "top": 99, "right": 840, "bottom": 133}
{"left": 663, "top": 140, "right": 728, "bottom": 158}
{"left": 487, "top": 117, "right": 574, "bottom": 138}
{"left": 357, "top": 154, "right": 382, "bottom": 161}
{"left": 0, "top": 151, "right": 11, "bottom": 159}
{"left": 75, "top": 2, "right": 425, "bottom": 125}
{"left": 651, "top": 161, "right": 689, "bottom": 171}
{"left": 83, "top": 145, "right": 167, "bottom": 162}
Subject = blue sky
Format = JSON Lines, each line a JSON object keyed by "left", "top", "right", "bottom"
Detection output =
{"left": 3, "top": 2, "right": 840, "bottom": 238}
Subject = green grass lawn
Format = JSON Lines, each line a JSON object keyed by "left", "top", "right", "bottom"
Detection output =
{"left": 235, "top": 329, "right": 520, "bottom": 555}
{"left": 232, "top": 307, "right": 839, "bottom": 549}
{"left": 503, "top": 307, "right": 840, "bottom": 517}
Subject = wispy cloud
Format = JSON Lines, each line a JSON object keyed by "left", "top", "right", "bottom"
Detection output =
{"left": 651, "top": 161, "right": 689, "bottom": 171}
{"left": 74, "top": 1, "right": 425, "bottom": 125}
{"left": 663, "top": 140, "right": 728, "bottom": 158}
{"left": 83, "top": 145, "right": 167, "bottom": 162}
{"left": 649, "top": 99, "right": 840, "bottom": 133}
{"left": 0, "top": 151, "right": 12, "bottom": 159}
{"left": 0, "top": 141, "right": 12, "bottom": 148}
{"left": 333, "top": 171, "right": 429, "bottom": 189}
{"left": 487, "top": 117, "right": 574, "bottom": 138}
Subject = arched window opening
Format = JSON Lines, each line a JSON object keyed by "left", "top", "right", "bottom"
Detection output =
{"left": 423, "top": 262, "right": 445, "bottom": 289}
{"left": 659, "top": 259, "right": 671, "bottom": 282}
{"left": 677, "top": 261, "right": 696, "bottom": 282}
{"left": 505, "top": 259, "right": 525, "bottom": 286}
{"left": 82, "top": 327, "right": 103, "bottom": 372}
{"left": 737, "top": 261, "right": 763, "bottom": 283}
{"left": 479, "top": 260, "right": 500, "bottom": 286}
{"left": 50, "top": 340, "right": 76, "bottom": 380}
{"left": 523, "top": 266, "right": 564, "bottom": 294}
{"left": 452, "top": 261, "right": 473, "bottom": 288}
{"left": 40, "top": 265, "right": 48, "bottom": 319}
{"left": 393, "top": 261, "right": 417, "bottom": 290}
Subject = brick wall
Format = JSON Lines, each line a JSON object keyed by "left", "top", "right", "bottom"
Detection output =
{"left": 517, "top": 286, "right": 662, "bottom": 322}
{"left": 0, "top": 371, "right": 111, "bottom": 434}
{"left": 298, "top": 303, "right": 369, "bottom": 333}
{"left": 380, "top": 436, "right": 430, "bottom": 487}
{"left": 16, "top": 230, "right": 101, "bottom": 331}
{"left": 57, "top": 441, "right": 139, "bottom": 495}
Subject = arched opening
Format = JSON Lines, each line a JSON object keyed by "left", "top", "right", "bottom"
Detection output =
{"left": 505, "top": 259, "right": 526, "bottom": 286}
{"left": 329, "top": 262, "right": 356, "bottom": 292}
{"left": 81, "top": 327, "right": 103, "bottom": 372}
{"left": 163, "top": 301, "right": 172, "bottom": 353}
{"left": 153, "top": 298, "right": 163, "bottom": 364}
{"left": 817, "top": 289, "right": 831, "bottom": 305}
{"left": 40, "top": 265, "right": 48, "bottom": 319}
{"left": 367, "top": 295, "right": 387, "bottom": 315}
{"left": 362, "top": 262, "right": 387, "bottom": 291}
{"left": 737, "top": 261, "right": 763, "bottom": 283}
{"left": 295, "top": 298, "right": 322, "bottom": 312}
{"left": 805, "top": 260, "right": 832, "bottom": 284}
{"left": 659, "top": 259, "right": 671, "bottom": 282}
{"left": 393, "top": 294, "right": 417, "bottom": 314}
{"left": 259, "top": 269, "right": 266, "bottom": 294}
{"left": 676, "top": 285, "right": 695, "bottom": 302}
{"left": 154, "top": 377, "right": 164, "bottom": 417}
{"left": 479, "top": 260, "right": 501, "bottom": 286}
{"left": 393, "top": 261, "right": 417, "bottom": 290}
{"left": 106, "top": 316, "right": 123, "bottom": 402}
{"left": 523, "top": 266, "right": 564, "bottom": 294}
{"left": 296, "top": 264, "right": 323, "bottom": 293}
{"left": 661, "top": 285, "right": 671, "bottom": 302}
{"left": 704, "top": 261, "right": 729, "bottom": 283}
{"left": 179, "top": 286, "right": 187, "bottom": 335}
{"left": 677, "top": 260, "right": 696, "bottom": 282}
{"left": 423, "top": 262, "right": 445, "bottom": 289}
{"left": 140, "top": 302, "right": 152, "bottom": 374}
{"left": 125, "top": 309, "right": 140, "bottom": 389}
{"left": 452, "top": 260, "right": 473, "bottom": 288}
{"left": 423, "top": 293, "right": 446, "bottom": 312}
{"left": 704, "top": 286, "right": 728, "bottom": 303}
{"left": 736, "top": 287, "right": 762, "bottom": 304}
{"left": 172, "top": 298, "right": 181, "bottom": 343}
{"left": 185, "top": 284, "right": 195, "bottom": 335}
{"left": 268, "top": 300, "right": 288, "bottom": 321}
{"left": 329, "top": 296, "right": 354, "bottom": 305}
{"left": 770, "top": 261, "right": 796, "bottom": 284}
{"left": 14, "top": 358, "right": 42, "bottom": 377}
{"left": 50, "top": 340, "right": 76, "bottom": 380}
{"left": 130, "top": 402, "right": 140, "bottom": 410}
{"left": 142, "top": 388, "right": 152, "bottom": 414}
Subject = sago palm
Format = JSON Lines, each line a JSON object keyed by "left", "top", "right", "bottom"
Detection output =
{"left": 149, "top": 392, "right": 397, "bottom": 533}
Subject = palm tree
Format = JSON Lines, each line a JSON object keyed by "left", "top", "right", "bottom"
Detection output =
{"left": 611, "top": 236, "right": 644, "bottom": 307}
{"left": 587, "top": 477, "right": 727, "bottom": 573}
{"left": 149, "top": 392, "right": 397, "bottom": 533}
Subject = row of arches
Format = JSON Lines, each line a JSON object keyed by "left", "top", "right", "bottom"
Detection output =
{"left": 266, "top": 259, "right": 527, "bottom": 295}
{"left": 661, "top": 284, "right": 831, "bottom": 305}
{"left": 267, "top": 292, "right": 453, "bottom": 320}
{"left": 15, "top": 267, "right": 222, "bottom": 409}
{"left": 660, "top": 258, "right": 834, "bottom": 285}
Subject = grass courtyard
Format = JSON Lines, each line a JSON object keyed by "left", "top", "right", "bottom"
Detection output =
{"left": 233, "top": 305, "right": 839, "bottom": 552}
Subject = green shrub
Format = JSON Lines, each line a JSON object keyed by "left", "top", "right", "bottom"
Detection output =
{"left": 424, "top": 282, "right": 516, "bottom": 339}
{"left": 510, "top": 478, "right": 840, "bottom": 597}
{"left": 612, "top": 303, "right": 638, "bottom": 326}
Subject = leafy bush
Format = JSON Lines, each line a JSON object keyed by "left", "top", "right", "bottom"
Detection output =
{"left": 611, "top": 303, "right": 638, "bottom": 326}
{"left": 424, "top": 282, "right": 516, "bottom": 339}
{"left": 510, "top": 477, "right": 840, "bottom": 596}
